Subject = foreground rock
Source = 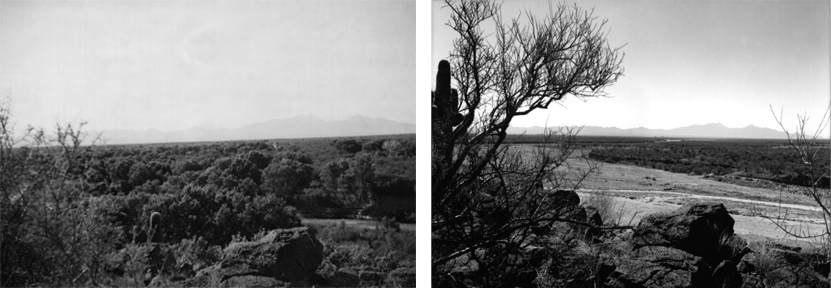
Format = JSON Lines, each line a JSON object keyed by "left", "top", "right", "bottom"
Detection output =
{"left": 184, "top": 227, "right": 323, "bottom": 287}
{"left": 633, "top": 203, "right": 746, "bottom": 265}
{"left": 604, "top": 203, "right": 751, "bottom": 288}
{"left": 604, "top": 246, "right": 710, "bottom": 287}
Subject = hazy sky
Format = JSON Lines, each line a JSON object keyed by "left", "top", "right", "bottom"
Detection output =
{"left": 1, "top": 0, "right": 415, "bottom": 132}
{"left": 433, "top": 0, "right": 830, "bottom": 132}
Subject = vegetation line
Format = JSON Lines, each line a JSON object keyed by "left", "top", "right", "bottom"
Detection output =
{"left": 578, "top": 189, "right": 822, "bottom": 212}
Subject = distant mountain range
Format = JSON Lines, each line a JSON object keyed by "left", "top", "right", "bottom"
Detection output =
{"left": 507, "top": 123, "right": 791, "bottom": 139}
{"left": 94, "top": 115, "right": 415, "bottom": 145}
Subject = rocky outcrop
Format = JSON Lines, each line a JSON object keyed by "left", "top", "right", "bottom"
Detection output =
{"left": 551, "top": 190, "right": 581, "bottom": 209}
{"left": 604, "top": 203, "right": 751, "bottom": 288}
{"left": 739, "top": 246, "right": 829, "bottom": 288}
{"left": 605, "top": 246, "right": 710, "bottom": 288}
{"left": 632, "top": 203, "right": 742, "bottom": 265}
{"left": 184, "top": 227, "right": 323, "bottom": 287}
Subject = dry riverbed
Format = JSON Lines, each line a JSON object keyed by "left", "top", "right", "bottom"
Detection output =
{"left": 567, "top": 159, "right": 828, "bottom": 248}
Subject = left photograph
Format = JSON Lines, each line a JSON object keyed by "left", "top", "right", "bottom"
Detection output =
{"left": 0, "top": 1, "right": 415, "bottom": 287}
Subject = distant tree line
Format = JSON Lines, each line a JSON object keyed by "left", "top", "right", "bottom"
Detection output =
{"left": 587, "top": 140, "right": 830, "bottom": 187}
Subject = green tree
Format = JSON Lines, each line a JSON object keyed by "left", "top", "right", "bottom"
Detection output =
{"left": 320, "top": 159, "right": 350, "bottom": 191}
{"left": 349, "top": 153, "right": 376, "bottom": 207}
{"left": 261, "top": 158, "right": 315, "bottom": 201}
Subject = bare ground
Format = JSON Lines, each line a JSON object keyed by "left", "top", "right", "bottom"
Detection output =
{"left": 559, "top": 156, "right": 828, "bottom": 248}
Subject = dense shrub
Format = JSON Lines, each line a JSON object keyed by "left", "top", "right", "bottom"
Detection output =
{"left": 133, "top": 185, "right": 301, "bottom": 245}
{"left": 261, "top": 157, "right": 315, "bottom": 199}
{"left": 334, "top": 139, "right": 362, "bottom": 154}
{"left": 310, "top": 224, "right": 415, "bottom": 278}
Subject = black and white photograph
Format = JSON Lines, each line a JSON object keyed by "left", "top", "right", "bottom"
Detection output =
{"left": 1, "top": 0, "right": 415, "bottom": 286}
{"left": 431, "top": 0, "right": 830, "bottom": 287}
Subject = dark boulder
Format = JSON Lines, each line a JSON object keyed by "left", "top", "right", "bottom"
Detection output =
{"left": 605, "top": 203, "right": 752, "bottom": 288}
{"left": 604, "top": 246, "right": 711, "bottom": 288}
{"left": 812, "top": 261, "right": 830, "bottom": 278}
{"left": 221, "top": 227, "right": 323, "bottom": 282}
{"left": 633, "top": 203, "right": 738, "bottom": 266}
{"left": 766, "top": 266, "right": 824, "bottom": 288}
{"left": 552, "top": 190, "right": 580, "bottom": 209}
{"left": 184, "top": 227, "right": 323, "bottom": 287}
{"left": 585, "top": 206, "right": 603, "bottom": 227}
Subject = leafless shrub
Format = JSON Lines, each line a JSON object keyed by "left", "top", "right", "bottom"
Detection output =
{"left": 432, "top": 0, "right": 625, "bottom": 284}
{"left": 761, "top": 105, "right": 831, "bottom": 286}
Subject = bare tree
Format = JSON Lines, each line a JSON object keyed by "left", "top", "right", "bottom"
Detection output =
{"left": 432, "top": 0, "right": 624, "bottom": 285}
{"left": 763, "top": 105, "right": 831, "bottom": 284}
{"left": 1, "top": 100, "right": 116, "bottom": 286}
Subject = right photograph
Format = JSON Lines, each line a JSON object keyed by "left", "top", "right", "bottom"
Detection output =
{"left": 431, "top": 0, "right": 831, "bottom": 287}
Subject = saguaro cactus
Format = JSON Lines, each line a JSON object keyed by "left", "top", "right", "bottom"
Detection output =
{"left": 432, "top": 60, "right": 464, "bottom": 200}
{"left": 431, "top": 60, "right": 463, "bottom": 127}
{"left": 149, "top": 211, "right": 163, "bottom": 243}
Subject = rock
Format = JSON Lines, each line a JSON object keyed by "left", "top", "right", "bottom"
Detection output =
{"left": 585, "top": 206, "right": 603, "bottom": 226}
{"left": 633, "top": 203, "right": 737, "bottom": 265}
{"left": 222, "top": 275, "right": 288, "bottom": 288}
{"left": 741, "top": 273, "right": 764, "bottom": 288}
{"left": 771, "top": 242, "right": 802, "bottom": 252}
{"left": 812, "top": 261, "right": 830, "bottom": 278}
{"left": 309, "top": 268, "right": 361, "bottom": 288}
{"left": 765, "top": 266, "right": 825, "bottom": 288}
{"left": 182, "top": 265, "right": 219, "bottom": 287}
{"left": 774, "top": 248, "right": 804, "bottom": 265}
{"left": 359, "top": 270, "right": 386, "bottom": 286}
{"left": 604, "top": 246, "right": 711, "bottom": 288}
{"left": 389, "top": 267, "right": 416, "bottom": 287}
{"left": 606, "top": 203, "right": 755, "bottom": 288}
{"left": 221, "top": 227, "right": 323, "bottom": 282}
{"left": 552, "top": 190, "right": 580, "bottom": 209}
{"left": 737, "top": 261, "right": 755, "bottom": 273}
{"left": 330, "top": 269, "right": 361, "bottom": 287}
{"left": 184, "top": 227, "right": 323, "bottom": 287}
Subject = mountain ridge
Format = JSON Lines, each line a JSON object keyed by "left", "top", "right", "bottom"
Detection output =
{"left": 94, "top": 115, "right": 415, "bottom": 145}
{"left": 507, "top": 122, "right": 793, "bottom": 139}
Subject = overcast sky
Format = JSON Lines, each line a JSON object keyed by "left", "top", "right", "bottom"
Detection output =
{"left": 1, "top": 0, "right": 415, "bottom": 132}
{"left": 433, "top": 0, "right": 830, "bottom": 132}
